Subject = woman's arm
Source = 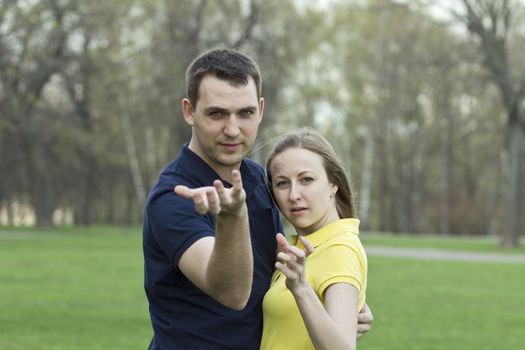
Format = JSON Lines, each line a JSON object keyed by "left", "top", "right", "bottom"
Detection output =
{"left": 275, "top": 234, "right": 359, "bottom": 350}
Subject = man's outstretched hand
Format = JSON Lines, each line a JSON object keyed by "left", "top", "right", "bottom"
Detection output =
{"left": 175, "top": 170, "right": 246, "bottom": 216}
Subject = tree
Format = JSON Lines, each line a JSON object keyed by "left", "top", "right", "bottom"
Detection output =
{"left": 0, "top": 0, "right": 72, "bottom": 226}
{"left": 457, "top": 0, "right": 525, "bottom": 247}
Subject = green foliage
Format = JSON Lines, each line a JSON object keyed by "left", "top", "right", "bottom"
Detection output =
{"left": 1, "top": 0, "right": 523, "bottom": 244}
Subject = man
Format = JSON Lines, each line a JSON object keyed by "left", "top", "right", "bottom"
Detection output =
{"left": 143, "top": 48, "right": 372, "bottom": 350}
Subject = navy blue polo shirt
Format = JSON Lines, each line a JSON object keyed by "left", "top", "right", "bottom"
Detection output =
{"left": 143, "top": 145, "right": 282, "bottom": 350}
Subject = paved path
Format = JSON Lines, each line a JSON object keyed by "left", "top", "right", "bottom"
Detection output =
{"left": 2, "top": 231, "right": 524, "bottom": 263}
{"left": 0, "top": 231, "right": 55, "bottom": 239}
{"left": 366, "top": 246, "right": 525, "bottom": 263}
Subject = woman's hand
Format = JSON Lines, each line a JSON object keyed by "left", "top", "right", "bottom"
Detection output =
{"left": 275, "top": 233, "right": 314, "bottom": 292}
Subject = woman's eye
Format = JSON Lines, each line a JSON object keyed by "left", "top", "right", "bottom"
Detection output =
{"left": 301, "top": 177, "right": 314, "bottom": 184}
{"left": 275, "top": 181, "right": 289, "bottom": 189}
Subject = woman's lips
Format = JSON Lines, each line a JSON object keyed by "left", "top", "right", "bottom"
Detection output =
{"left": 290, "top": 207, "right": 308, "bottom": 216}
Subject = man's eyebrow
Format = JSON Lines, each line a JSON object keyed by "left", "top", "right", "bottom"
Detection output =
{"left": 203, "top": 106, "right": 228, "bottom": 114}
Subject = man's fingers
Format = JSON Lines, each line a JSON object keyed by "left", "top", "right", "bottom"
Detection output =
{"left": 176, "top": 176, "right": 246, "bottom": 215}
{"left": 358, "top": 303, "right": 374, "bottom": 324}
{"left": 356, "top": 303, "right": 373, "bottom": 339}
{"left": 174, "top": 185, "right": 192, "bottom": 198}
{"left": 357, "top": 323, "right": 370, "bottom": 337}
{"left": 214, "top": 180, "right": 230, "bottom": 206}
{"left": 206, "top": 188, "right": 220, "bottom": 214}
{"left": 193, "top": 192, "right": 209, "bottom": 215}
{"left": 230, "top": 170, "right": 244, "bottom": 200}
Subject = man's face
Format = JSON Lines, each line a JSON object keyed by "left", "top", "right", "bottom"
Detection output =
{"left": 183, "top": 75, "right": 264, "bottom": 178}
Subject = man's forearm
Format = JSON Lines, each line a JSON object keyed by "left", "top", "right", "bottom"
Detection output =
{"left": 206, "top": 204, "right": 253, "bottom": 310}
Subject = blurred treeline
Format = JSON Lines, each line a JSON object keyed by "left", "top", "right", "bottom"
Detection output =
{"left": 0, "top": 0, "right": 524, "bottom": 246}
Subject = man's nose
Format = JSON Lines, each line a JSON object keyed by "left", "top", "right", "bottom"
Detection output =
{"left": 223, "top": 116, "right": 240, "bottom": 137}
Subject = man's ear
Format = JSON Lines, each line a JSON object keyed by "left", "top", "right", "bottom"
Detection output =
{"left": 181, "top": 98, "right": 194, "bottom": 126}
{"left": 258, "top": 97, "right": 265, "bottom": 122}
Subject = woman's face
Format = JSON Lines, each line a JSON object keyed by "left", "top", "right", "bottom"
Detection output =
{"left": 270, "top": 147, "right": 340, "bottom": 235}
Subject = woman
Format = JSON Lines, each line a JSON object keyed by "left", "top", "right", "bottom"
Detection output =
{"left": 261, "top": 128, "right": 367, "bottom": 350}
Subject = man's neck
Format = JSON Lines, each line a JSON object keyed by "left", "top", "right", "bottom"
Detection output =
{"left": 187, "top": 143, "right": 240, "bottom": 183}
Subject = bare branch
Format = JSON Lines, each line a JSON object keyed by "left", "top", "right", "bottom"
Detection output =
{"left": 233, "top": 0, "right": 259, "bottom": 49}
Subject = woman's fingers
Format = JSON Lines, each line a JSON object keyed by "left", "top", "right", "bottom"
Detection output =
{"left": 286, "top": 245, "right": 306, "bottom": 263}
{"left": 276, "top": 233, "right": 289, "bottom": 253}
{"left": 276, "top": 234, "right": 310, "bottom": 265}
{"left": 275, "top": 261, "right": 295, "bottom": 276}
{"left": 298, "top": 236, "right": 314, "bottom": 257}
{"left": 276, "top": 248, "right": 304, "bottom": 271}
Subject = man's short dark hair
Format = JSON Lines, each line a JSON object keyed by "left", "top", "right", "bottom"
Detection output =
{"left": 185, "top": 48, "right": 262, "bottom": 107}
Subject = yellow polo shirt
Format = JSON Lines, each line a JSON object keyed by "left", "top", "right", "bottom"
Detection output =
{"left": 260, "top": 218, "right": 367, "bottom": 350}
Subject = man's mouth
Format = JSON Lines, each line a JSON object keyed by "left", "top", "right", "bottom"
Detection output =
{"left": 220, "top": 143, "right": 241, "bottom": 150}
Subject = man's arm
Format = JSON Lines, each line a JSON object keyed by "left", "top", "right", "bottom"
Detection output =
{"left": 174, "top": 170, "right": 253, "bottom": 310}
{"left": 357, "top": 303, "right": 374, "bottom": 338}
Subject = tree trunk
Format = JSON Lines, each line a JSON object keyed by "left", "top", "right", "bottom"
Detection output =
{"left": 359, "top": 129, "right": 374, "bottom": 229}
{"left": 377, "top": 124, "right": 392, "bottom": 232}
{"left": 75, "top": 157, "right": 97, "bottom": 226}
{"left": 121, "top": 112, "right": 146, "bottom": 208}
{"left": 502, "top": 125, "right": 524, "bottom": 247}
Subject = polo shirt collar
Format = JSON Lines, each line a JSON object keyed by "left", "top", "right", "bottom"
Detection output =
{"left": 179, "top": 144, "right": 260, "bottom": 195}
{"left": 292, "top": 218, "right": 360, "bottom": 249}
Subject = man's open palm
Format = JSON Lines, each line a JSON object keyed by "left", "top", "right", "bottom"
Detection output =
{"left": 175, "top": 170, "right": 246, "bottom": 216}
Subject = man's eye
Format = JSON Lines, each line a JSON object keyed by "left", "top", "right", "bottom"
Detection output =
{"left": 239, "top": 110, "right": 255, "bottom": 118}
{"left": 209, "top": 111, "right": 224, "bottom": 118}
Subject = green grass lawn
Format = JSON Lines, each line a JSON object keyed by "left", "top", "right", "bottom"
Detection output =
{"left": 361, "top": 231, "right": 525, "bottom": 254}
{"left": 360, "top": 257, "right": 525, "bottom": 350}
{"left": 1, "top": 226, "right": 524, "bottom": 349}
{"left": 0, "top": 227, "right": 151, "bottom": 350}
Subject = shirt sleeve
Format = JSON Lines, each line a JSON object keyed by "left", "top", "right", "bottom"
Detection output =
{"left": 314, "top": 244, "right": 366, "bottom": 300}
{"left": 147, "top": 188, "right": 215, "bottom": 268}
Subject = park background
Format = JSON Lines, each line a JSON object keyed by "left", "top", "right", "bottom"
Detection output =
{"left": 1, "top": 0, "right": 524, "bottom": 349}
